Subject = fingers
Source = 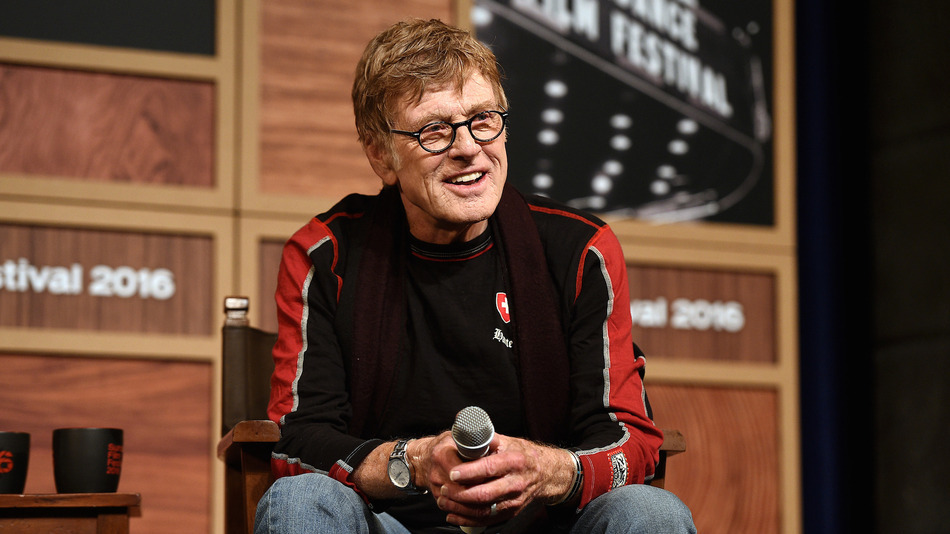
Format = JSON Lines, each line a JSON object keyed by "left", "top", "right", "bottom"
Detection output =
{"left": 449, "top": 447, "right": 527, "bottom": 485}
{"left": 441, "top": 472, "right": 524, "bottom": 503}
{"left": 417, "top": 431, "right": 463, "bottom": 489}
{"left": 440, "top": 494, "right": 521, "bottom": 526}
{"left": 437, "top": 466, "right": 527, "bottom": 526}
{"left": 434, "top": 434, "right": 557, "bottom": 527}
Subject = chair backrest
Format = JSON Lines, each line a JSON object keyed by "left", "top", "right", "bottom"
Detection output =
{"left": 221, "top": 296, "right": 278, "bottom": 434}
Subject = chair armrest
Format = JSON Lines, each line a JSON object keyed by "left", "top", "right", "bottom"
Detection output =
{"left": 217, "top": 420, "right": 280, "bottom": 534}
{"left": 659, "top": 428, "right": 686, "bottom": 456}
{"left": 649, "top": 429, "right": 686, "bottom": 489}
{"left": 217, "top": 420, "right": 280, "bottom": 464}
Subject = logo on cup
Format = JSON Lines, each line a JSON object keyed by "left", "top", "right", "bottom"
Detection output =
{"left": 106, "top": 443, "right": 123, "bottom": 475}
{"left": 0, "top": 451, "right": 13, "bottom": 473}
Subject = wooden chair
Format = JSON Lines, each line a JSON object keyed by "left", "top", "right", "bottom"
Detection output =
{"left": 218, "top": 297, "right": 278, "bottom": 534}
{"left": 216, "top": 297, "right": 685, "bottom": 534}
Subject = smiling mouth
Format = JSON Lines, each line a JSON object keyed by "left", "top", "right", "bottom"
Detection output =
{"left": 447, "top": 172, "right": 484, "bottom": 185}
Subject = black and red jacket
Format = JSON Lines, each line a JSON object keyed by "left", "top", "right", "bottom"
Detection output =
{"left": 268, "top": 189, "right": 663, "bottom": 527}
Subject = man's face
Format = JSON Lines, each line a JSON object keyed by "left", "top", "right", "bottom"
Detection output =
{"left": 371, "top": 73, "right": 507, "bottom": 244}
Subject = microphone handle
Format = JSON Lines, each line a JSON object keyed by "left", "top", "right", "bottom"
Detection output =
{"left": 453, "top": 406, "right": 493, "bottom": 534}
{"left": 457, "top": 446, "right": 489, "bottom": 534}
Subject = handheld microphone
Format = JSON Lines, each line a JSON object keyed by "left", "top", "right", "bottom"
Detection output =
{"left": 452, "top": 406, "right": 494, "bottom": 459}
{"left": 452, "top": 407, "right": 494, "bottom": 534}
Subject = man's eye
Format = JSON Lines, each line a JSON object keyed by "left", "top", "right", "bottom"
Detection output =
{"left": 422, "top": 122, "right": 450, "bottom": 135}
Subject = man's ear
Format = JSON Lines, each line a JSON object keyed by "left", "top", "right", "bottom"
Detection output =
{"left": 364, "top": 138, "right": 398, "bottom": 187}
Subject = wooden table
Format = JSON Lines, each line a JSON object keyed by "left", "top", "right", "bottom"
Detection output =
{"left": 0, "top": 493, "right": 140, "bottom": 533}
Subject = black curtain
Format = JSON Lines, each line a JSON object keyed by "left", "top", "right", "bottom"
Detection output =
{"left": 796, "top": 0, "right": 874, "bottom": 532}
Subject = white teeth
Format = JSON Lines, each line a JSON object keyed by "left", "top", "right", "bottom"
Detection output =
{"left": 450, "top": 172, "right": 482, "bottom": 184}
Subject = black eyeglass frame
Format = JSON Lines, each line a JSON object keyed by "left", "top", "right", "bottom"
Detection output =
{"left": 389, "top": 110, "right": 509, "bottom": 154}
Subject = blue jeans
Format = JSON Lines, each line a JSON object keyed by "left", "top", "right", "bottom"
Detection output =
{"left": 255, "top": 473, "right": 696, "bottom": 534}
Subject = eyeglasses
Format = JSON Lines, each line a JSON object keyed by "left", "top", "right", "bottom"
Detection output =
{"left": 390, "top": 110, "right": 508, "bottom": 154}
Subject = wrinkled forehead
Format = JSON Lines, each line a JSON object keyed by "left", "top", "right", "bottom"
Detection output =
{"left": 391, "top": 72, "right": 499, "bottom": 125}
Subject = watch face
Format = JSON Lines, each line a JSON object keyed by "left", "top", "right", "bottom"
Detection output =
{"left": 388, "top": 460, "right": 410, "bottom": 488}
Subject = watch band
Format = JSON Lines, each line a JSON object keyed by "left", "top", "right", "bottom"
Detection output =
{"left": 389, "top": 439, "right": 428, "bottom": 495}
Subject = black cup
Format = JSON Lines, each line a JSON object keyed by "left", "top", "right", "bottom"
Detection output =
{"left": 0, "top": 431, "right": 30, "bottom": 494}
{"left": 52, "top": 428, "right": 123, "bottom": 493}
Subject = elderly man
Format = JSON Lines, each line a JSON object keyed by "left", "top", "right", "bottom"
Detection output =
{"left": 255, "top": 18, "right": 695, "bottom": 534}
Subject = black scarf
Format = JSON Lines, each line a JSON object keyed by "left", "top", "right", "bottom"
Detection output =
{"left": 350, "top": 184, "right": 570, "bottom": 443}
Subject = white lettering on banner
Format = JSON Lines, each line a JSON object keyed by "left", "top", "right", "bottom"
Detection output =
{"left": 509, "top": 0, "right": 734, "bottom": 119}
{"left": 612, "top": 0, "right": 698, "bottom": 50}
{"left": 630, "top": 297, "right": 668, "bottom": 327}
{"left": 610, "top": 11, "right": 732, "bottom": 117}
{"left": 630, "top": 297, "right": 745, "bottom": 332}
{"left": 512, "top": 0, "right": 600, "bottom": 40}
{"left": 0, "top": 258, "right": 176, "bottom": 300}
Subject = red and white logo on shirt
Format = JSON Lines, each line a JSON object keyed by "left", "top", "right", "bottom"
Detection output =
{"left": 496, "top": 292, "right": 510, "bottom": 323}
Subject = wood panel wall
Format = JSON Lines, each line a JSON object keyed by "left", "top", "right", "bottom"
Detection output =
{"left": 0, "top": 1, "right": 235, "bottom": 532}
{"left": 0, "top": 63, "right": 214, "bottom": 186}
{"left": 651, "top": 384, "right": 780, "bottom": 533}
{"left": 256, "top": 239, "right": 284, "bottom": 334}
{"left": 248, "top": 0, "right": 453, "bottom": 212}
{"left": 0, "top": 0, "right": 800, "bottom": 533}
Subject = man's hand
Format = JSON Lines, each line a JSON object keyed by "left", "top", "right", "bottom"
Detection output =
{"left": 429, "top": 432, "right": 577, "bottom": 527}
{"left": 351, "top": 435, "right": 448, "bottom": 500}
{"left": 353, "top": 431, "right": 577, "bottom": 528}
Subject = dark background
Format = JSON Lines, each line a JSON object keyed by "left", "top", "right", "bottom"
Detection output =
{"left": 0, "top": 0, "right": 215, "bottom": 55}
{"left": 797, "top": 0, "right": 950, "bottom": 532}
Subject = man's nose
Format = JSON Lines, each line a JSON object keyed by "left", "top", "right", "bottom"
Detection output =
{"left": 450, "top": 125, "right": 480, "bottom": 156}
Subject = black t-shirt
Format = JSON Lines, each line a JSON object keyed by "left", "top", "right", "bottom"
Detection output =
{"left": 379, "top": 229, "right": 525, "bottom": 531}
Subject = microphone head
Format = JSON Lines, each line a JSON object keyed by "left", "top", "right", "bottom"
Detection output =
{"left": 452, "top": 406, "right": 495, "bottom": 460}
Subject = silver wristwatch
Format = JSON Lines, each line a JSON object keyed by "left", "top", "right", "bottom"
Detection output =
{"left": 387, "top": 439, "right": 428, "bottom": 495}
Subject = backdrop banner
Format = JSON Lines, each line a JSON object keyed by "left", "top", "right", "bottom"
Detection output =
{"left": 473, "top": 0, "right": 774, "bottom": 225}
